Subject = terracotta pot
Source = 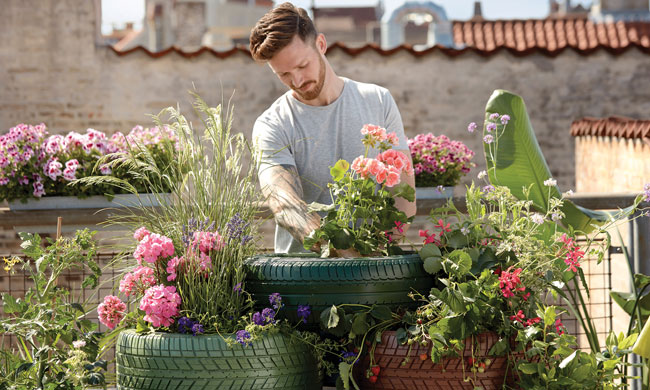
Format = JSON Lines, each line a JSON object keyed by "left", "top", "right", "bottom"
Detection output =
{"left": 356, "top": 331, "right": 517, "bottom": 390}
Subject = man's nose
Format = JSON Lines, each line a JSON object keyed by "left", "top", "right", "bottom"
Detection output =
{"left": 292, "top": 73, "right": 304, "bottom": 88}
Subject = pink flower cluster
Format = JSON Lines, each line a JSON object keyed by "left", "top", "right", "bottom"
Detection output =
{"left": 498, "top": 267, "right": 526, "bottom": 299}
{"left": 119, "top": 266, "right": 156, "bottom": 296}
{"left": 419, "top": 219, "right": 452, "bottom": 245}
{"left": 407, "top": 133, "right": 475, "bottom": 187}
{"left": 133, "top": 230, "right": 175, "bottom": 265}
{"left": 190, "top": 231, "right": 224, "bottom": 253}
{"left": 351, "top": 149, "right": 413, "bottom": 188}
{"left": 139, "top": 285, "right": 181, "bottom": 327}
{"left": 558, "top": 234, "right": 584, "bottom": 273}
{"left": 509, "top": 309, "right": 541, "bottom": 327}
{"left": 98, "top": 295, "right": 127, "bottom": 329}
{"left": 360, "top": 124, "right": 399, "bottom": 147}
{"left": 0, "top": 123, "right": 179, "bottom": 202}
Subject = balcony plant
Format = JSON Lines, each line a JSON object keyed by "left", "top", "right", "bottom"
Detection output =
{"left": 407, "top": 133, "right": 475, "bottom": 199}
{"left": 0, "top": 229, "right": 106, "bottom": 389}
{"left": 244, "top": 125, "right": 432, "bottom": 325}
{"left": 93, "top": 95, "right": 333, "bottom": 389}
{"left": 0, "top": 123, "right": 177, "bottom": 207}
{"left": 322, "top": 183, "right": 642, "bottom": 389}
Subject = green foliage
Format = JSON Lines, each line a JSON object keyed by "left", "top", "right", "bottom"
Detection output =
{"left": 0, "top": 230, "right": 105, "bottom": 389}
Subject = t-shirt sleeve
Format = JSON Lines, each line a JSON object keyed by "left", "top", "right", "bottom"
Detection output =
{"left": 382, "top": 91, "right": 409, "bottom": 150}
{"left": 252, "top": 119, "right": 296, "bottom": 171}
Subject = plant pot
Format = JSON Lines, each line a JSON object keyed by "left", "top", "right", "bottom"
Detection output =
{"left": 356, "top": 331, "right": 515, "bottom": 390}
{"left": 7, "top": 193, "right": 170, "bottom": 210}
{"left": 243, "top": 253, "right": 434, "bottom": 325}
{"left": 116, "top": 329, "right": 320, "bottom": 390}
{"left": 415, "top": 186, "right": 454, "bottom": 200}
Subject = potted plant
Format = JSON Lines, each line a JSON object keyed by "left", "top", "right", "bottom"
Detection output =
{"left": 322, "top": 183, "right": 642, "bottom": 389}
{"left": 407, "top": 133, "right": 475, "bottom": 199}
{"left": 0, "top": 123, "right": 177, "bottom": 209}
{"left": 244, "top": 125, "right": 433, "bottom": 324}
{"left": 95, "top": 95, "right": 330, "bottom": 389}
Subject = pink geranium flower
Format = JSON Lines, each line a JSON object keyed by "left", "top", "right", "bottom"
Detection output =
{"left": 139, "top": 285, "right": 181, "bottom": 328}
{"left": 119, "top": 266, "right": 156, "bottom": 296}
{"left": 134, "top": 232, "right": 175, "bottom": 265}
{"left": 98, "top": 295, "right": 126, "bottom": 329}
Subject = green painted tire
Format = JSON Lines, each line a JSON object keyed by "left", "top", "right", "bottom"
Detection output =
{"left": 116, "top": 329, "right": 320, "bottom": 390}
{"left": 243, "top": 253, "right": 434, "bottom": 324}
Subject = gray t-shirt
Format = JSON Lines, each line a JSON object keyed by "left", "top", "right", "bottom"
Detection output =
{"left": 253, "top": 77, "right": 407, "bottom": 253}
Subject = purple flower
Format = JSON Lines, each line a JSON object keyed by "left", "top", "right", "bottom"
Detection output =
{"left": 226, "top": 213, "right": 252, "bottom": 244}
{"left": 341, "top": 351, "right": 359, "bottom": 364}
{"left": 489, "top": 113, "right": 500, "bottom": 120}
{"left": 178, "top": 316, "right": 194, "bottom": 334}
{"left": 500, "top": 115, "right": 510, "bottom": 124}
{"left": 261, "top": 308, "right": 276, "bottom": 324}
{"left": 483, "top": 135, "right": 494, "bottom": 144}
{"left": 252, "top": 312, "right": 265, "bottom": 326}
{"left": 191, "top": 323, "right": 204, "bottom": 336}
{"left": 297, "top": 305, "right": 311, "bottom": 324}
{"left": 269, "top": 293, "right": 282, "bottom": 310}
{"left": 235, "top": 330, "right": 252, "bottom": 346}
{"left": 486, "top": 123, "right": 497, "bottom": 132}
{"left": 643, "top": 183, "right": 650, "bottom": 203}
{"left": 233, "top": 282, "right": 242, "bottom": 295}
{"left": 467, "top": 122, "right": 477, "bottom": 133}
{"left": 483, "top": 185, "right": 495, "bottom": 193}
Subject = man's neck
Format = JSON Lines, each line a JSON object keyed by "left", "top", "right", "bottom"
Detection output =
{"left": 293, "top": 71, "right": 344, "bottom": 107}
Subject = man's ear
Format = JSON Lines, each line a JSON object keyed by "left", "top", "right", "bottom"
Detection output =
{"left": 315, "top": 33, "right": 327, "bottom": 54}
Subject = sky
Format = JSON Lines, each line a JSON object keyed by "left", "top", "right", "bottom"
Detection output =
{"left": 102, "top": 0, "right": 594, "bottom": 35}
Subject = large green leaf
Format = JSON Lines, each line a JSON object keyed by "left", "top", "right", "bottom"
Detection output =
{"left": 483, "top": 89, "right": 609, "bottom": 233}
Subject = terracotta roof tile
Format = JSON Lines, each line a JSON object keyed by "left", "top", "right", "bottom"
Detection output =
{"left": 571, "top": 117, "right": 650, "bottom": 141}
{"left": 452, "top": 18, "right": 650, "bottom": 53}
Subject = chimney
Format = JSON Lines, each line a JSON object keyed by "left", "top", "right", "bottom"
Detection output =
{"left": 472, "top": 1, "right": 484, "bottom": 21}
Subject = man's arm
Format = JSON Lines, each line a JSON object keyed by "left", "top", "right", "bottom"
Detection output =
{"left": 259, "top": 164, "right": 321, "bottom": 245}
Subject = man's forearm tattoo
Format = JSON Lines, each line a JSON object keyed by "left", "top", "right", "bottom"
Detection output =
{"left": 261, "top": 165, "right": 321, "bottom": 242}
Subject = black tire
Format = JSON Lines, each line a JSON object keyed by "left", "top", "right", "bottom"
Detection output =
{"left": 116, "top": 329, "right": 320, "bottom": 389}
{"left": 243, "top": 253, "right": 433, "bottom": 324}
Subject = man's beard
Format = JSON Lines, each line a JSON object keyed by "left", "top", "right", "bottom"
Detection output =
{"left": 292, "top": 55, "right": 326, "bottom": 101}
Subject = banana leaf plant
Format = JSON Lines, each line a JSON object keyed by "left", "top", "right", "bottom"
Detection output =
{"left": 481, "top": 89, "right": 632, "bottom": 234}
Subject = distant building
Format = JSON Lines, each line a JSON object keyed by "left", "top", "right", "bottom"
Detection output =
{"left": 114, "top": 0, "right": 273, "bottom": 52}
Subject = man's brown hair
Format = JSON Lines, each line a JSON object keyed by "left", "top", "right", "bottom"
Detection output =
{"left": 249, "top": 2, "right": 317, "bottom": 61}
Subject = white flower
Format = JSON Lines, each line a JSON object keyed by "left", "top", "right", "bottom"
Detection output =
{"left": 461, "top": 227, "right": 470, "bottom": 235}
{"left": 564, "top": 189, "right": 574, "bottom": 197}
{"left": 543, "top": 178, "right": 557, "bottom": 187}
{"left": 477, "top": 170, "right": 487, "bottom": 180}
{"left": 551, "top": 213, "right": 562, "bottom": 222}
{"left": 436, "top": 185, "right": 444, "bottom": 193}
{"left": 530, "top": 213, "right": 545, "bottom": 225}
{"left": 72, "top": 340, "right": 86, "bottom": 349}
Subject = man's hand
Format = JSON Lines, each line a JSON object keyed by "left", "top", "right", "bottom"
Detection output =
{"left": 259, "top": 164, "right": 322, "bottom": 244}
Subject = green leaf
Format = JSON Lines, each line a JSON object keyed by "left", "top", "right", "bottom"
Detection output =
{"left": 445, "top": 231, "right": 468, "bottom": 249}
{"left": 488, "top": 338, "right": 508, "bottom": 356}
{"left": 370, "top": 305, "right": 392, "bottom": 321}
{"left": 419, "top": 244, "right": 441, "bottom": 260}
{"left": 14, "top": 362, "right": 34, "bottom": 379}
{"left": 392, "top": 182, "right": 415, "bottom": 202}
{"left": 351, "top": 313, "right": 369, "bottom": 336}
{"left": 572, "top": 362, "right": 592, "bottom": 381}
{"left": 635, "top": 274, "right": 650, "bottom": 291}
{"left": 518, "top": 362, "right": 539, "bottom": 375}
{"left": 423, "top": 257, "right": 443, "bottom": 275}
{"left": 339, "top": 362, "right": 352, "bottom": 390}
{"left": 442, "top": 250, "right": 472, "bottom": 277}
{"left": 396, "top": 328, "right": 408, "bottom": 345}
{"left": 544, "top": 306, "right": 557, "bottom": 328}
{"left": 18, "top": 232, "right": 42, "bottom": 260}
{"left": 35, "top": 256, "right": 47, "bottom": 273}
{"left": 330, "top": 160, "right": 350, "bottom": 182}
{"left": 559, "top": 350, "right": 577, "bottom": 369}
{"left": 307, "top": 202, "right": 335, "bottom": 214}
{"left": 483, "top": 89, "right": 610, "bottom": 233}
{"left": 2, "top": 293, "right": 20, "bottom": 314}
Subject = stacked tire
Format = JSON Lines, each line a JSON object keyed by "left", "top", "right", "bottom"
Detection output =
{"left": 116, "top": 330, "right": 320, "bottom": 389}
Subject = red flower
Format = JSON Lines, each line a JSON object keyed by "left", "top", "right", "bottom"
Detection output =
{"left": 394, "top": 221, "right": 404, "bottom": 233}
{"left": 499, "top": 267, "right": 525, "bottom": 298}
{"left": 434, "top": 219, "right": 452, "bottom": 233}
{"left": 558, "top": 233, "right": 584, "bottom": 273}
{"left": 525, "top": 317, "right": 541, "bottom": 327}
{"left": 555, "top": 319, "right": 565, "bottom": 335}
{"left": 509, "top": 310, "right": 525, "bottom": 323}
{"left": 419, "top": 229, "right": 440, "bottom": 245}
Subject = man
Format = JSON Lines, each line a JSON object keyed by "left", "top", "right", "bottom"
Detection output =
{"left": 250, "top": 2, "right": 416, "bottom": 254}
